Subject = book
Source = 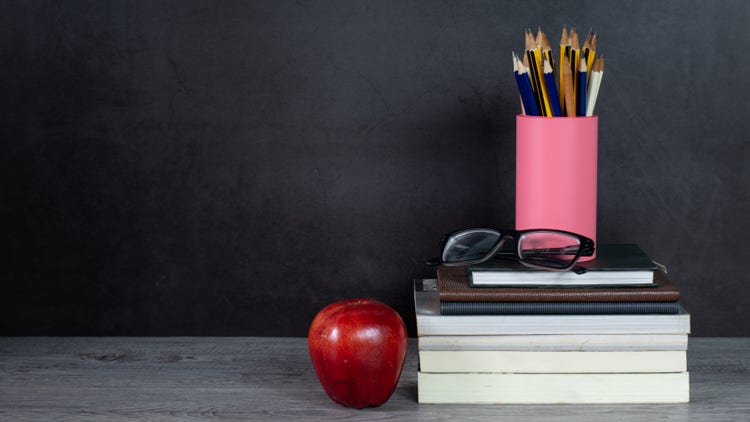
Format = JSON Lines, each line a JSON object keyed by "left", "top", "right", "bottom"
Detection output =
{"left": 417, "top": 334, "right": 689, "bottom": 352}
{"left": 467, "top": 244, "right": 658, "bottom": 287}
{"left": 438, "top": 264, "right": 680, "bottom": 302}
{"left": 418, "top": 350, "right": 687, "bottom": 373}
{"left": 415, "top": 279, "right": 691, "bottom": 336}
{"left": 440, "top": 300, "right": 680, "bottom": 315}
{"left": 417, "top": 372, "right": 690, "bottom": 404}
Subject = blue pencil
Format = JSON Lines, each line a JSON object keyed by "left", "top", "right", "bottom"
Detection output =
{"left": 542, "top": 58, "right": 563, "bottom": 117}
{"left": 513, "top": 53, "right": 540, "bottom": 116}
{"left": 512, "top": 53, "right": 531, "bottom": 114}
{"left": 577, "top": 56, "right": 588, "bottom": 117}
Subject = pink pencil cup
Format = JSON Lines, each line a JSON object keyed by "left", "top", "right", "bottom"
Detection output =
{"left": 515, "top": 115, "right": 598, "bottom": 261}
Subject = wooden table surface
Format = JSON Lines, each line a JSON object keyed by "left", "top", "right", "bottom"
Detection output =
{"left": 1, "top": 337, "right": 748, "bottom": 421}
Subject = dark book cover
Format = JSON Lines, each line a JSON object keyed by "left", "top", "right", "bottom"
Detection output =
{"left": 466, "top": 244, "right": 659, "bottom": 287}
{"left": 469, "top": 243, "right": 657, "bottom": 272}
{"left": 438, "top": 265, "right": 680, "bottom": 303}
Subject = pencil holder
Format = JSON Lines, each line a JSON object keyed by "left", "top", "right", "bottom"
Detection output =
{"left": 515, "top": 115, "right": 598, "bottom": 260}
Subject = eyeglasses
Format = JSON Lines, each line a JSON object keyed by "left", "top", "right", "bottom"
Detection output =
{"left": 427, "top": 228, "right": 595, "bottom": 272}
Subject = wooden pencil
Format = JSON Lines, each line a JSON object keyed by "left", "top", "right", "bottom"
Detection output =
{"left": 543, "top": 57, "right": 563, "bottom": 116}
{"left": 541, "top": 30, "right": 554, "bottom": 72}
{"left": 559, "top": 26, "right": 569, "bottom": 115}
{"left": 577, "top": 56, "right": 588, "bottom": 117}
{"left": 582, "top": 30, "right": 597, "bottom": 83}
{"left": 586, "top": 55, "right": 605, "bottom": 116}
{"left": 562, "top": 54, "right": 576, "bottom": 117}
{"left": 568, "top": 28, "right": 580, "bottom": 114}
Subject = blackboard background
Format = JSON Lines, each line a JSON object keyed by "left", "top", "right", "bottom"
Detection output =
{"left": 2, "top": 1, "right": 748, "bottom": 336}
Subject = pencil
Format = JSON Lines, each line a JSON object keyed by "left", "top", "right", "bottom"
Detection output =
{"left": 582, "top": 30, "right": 597, "bottom": 82}
{"left": 513, "top": 52, "right": 524, "bottom": 114}
{"left": 537, "top": 27, "right": 556, "bottom": 117}
{"left": 562, "top": 54, "right": 576, "bottom": 117}
{"left": 541, "top": 30, "right": 555, "bottom": 72}
{"left": 568, "top": 28, "right": 580, "bottom": 113}
{"left": 586, "top": 55, "right": 604, "bottom": 116}
{"left": 513, "top": 52, "right": 540, "bottom": 116}
{"left": 543, "top": 57, "right": 563, "bottom": 117}
{"left": 559, "top": 26, "right": 569, "bottom": 115}
{"left": 577, "top": 56, "right": 588, "bottom": 117}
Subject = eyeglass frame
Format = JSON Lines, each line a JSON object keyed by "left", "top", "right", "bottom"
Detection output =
{"left": 429, "top": 227, "right": 595, "bottom": 272}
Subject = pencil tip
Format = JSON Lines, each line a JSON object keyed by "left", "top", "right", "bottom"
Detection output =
{"left": 560, "top": 26, "right": 569, "bottom": 44}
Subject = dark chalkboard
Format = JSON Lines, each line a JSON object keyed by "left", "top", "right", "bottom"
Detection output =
{"left": 2, "top": 1, "right": 748, "bottom": 336}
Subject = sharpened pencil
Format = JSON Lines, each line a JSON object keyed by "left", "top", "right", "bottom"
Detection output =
{"left": 577, "top": 56, "right": 588, "bottom": 117}
{"left": 568, "top": 28, "right": 580, "bottom": 113}
{"left": 543, "top": 57, "right": 562, "bottom": 117}
{"left": 586, "top": 55, "right": 604, "bottom": 116}
{"left": 541, "top": 30, "right": 555, "bottom": 73}
{"left": 582, "top": 30, "right": 597, "bottom": 82}
{"left": 559, "top": 26, "right": 569, "bottom": 115}
{"left": 562, "top": 54, "right": 576, "bottom": 117}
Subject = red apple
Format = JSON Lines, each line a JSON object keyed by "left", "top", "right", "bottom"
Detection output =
{"left": 308, "top": 298, "right": 408, "bottom": 409}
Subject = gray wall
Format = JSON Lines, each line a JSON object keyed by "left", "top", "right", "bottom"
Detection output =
{"left": 2, "top": 1, "right": 748, "bottom": 336}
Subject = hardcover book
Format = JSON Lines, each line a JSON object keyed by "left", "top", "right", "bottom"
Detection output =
{"left": 439, "top": 300, "right": 680, "bottom": 315}
{"left": 414, "top": 279, "right": 691, "bottom": 336}
{"left": 438, "top": 265, "right": 680, "bottom": 303}
{"left": 467, "top": 244, "right": 658, "bottom": 287}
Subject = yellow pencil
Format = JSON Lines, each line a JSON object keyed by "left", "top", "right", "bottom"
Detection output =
{"left": 559, "top": 26, "right": 569, "bottom": 114}
{"left": 541, "top": 30, "right": 554, "bottom": 73}
{"left": 568, "top": 28, "right": 581, "bottom": 115}
{"left": 539, "top": 28, "right": 557, "bottom": 116}
{"left": 582, "top": 30, "right": 597, "bottom": 83}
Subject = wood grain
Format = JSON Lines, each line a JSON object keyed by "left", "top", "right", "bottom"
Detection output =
{"left": 1, "top": 337, "right": 749, "bottom": 420}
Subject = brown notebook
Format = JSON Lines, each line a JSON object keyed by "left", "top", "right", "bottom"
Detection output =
{"left": 437, "top": 265, "right": 680, "bottom": 303}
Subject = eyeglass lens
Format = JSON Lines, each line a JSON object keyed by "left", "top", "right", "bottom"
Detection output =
{"left": 517, "top": 231, "right": 581, "bottom": 269}
{"left": 441, "top": 229, "right": 501, "bottom": 263}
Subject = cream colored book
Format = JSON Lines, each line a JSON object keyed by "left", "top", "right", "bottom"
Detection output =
{"left": 418, "top": 372, "right": 690, "bottom": 404}
{"left": 418, "top": 334, "right": 689, "bottom": 351}
{"left": 418, "top": 350, "right": 687, "bottom": 373}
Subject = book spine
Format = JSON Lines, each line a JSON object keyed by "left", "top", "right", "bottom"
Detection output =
{"left": 415, "top": 313, "right": 691, "bottom": 336}
{"left": 440, "top": 301, "right": 680, "bottom": 315}
{"left": 418, "top": 350, "right": 687, "bottom": 373}
{"left": 417, "top": 334, "right": 689, "bottom": 352}
{"left": 417, "top": 372, "right": 690, "bottom": 404}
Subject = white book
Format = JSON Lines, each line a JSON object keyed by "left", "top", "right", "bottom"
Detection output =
{"left": 418, "top": 372, "right": 690, "bottom": 404}
{"left": 418, "top": 334, "right": 689, "bottom": 351}
{"left": 415, "top": 280, "right": 691, "bottom": 336}
{"left": 418, "top": 350, "right": 687, "bottom": 373}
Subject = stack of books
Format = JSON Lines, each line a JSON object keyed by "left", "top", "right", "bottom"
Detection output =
{"left": 415, "top": 244, "right": 691, "bottom": 404}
